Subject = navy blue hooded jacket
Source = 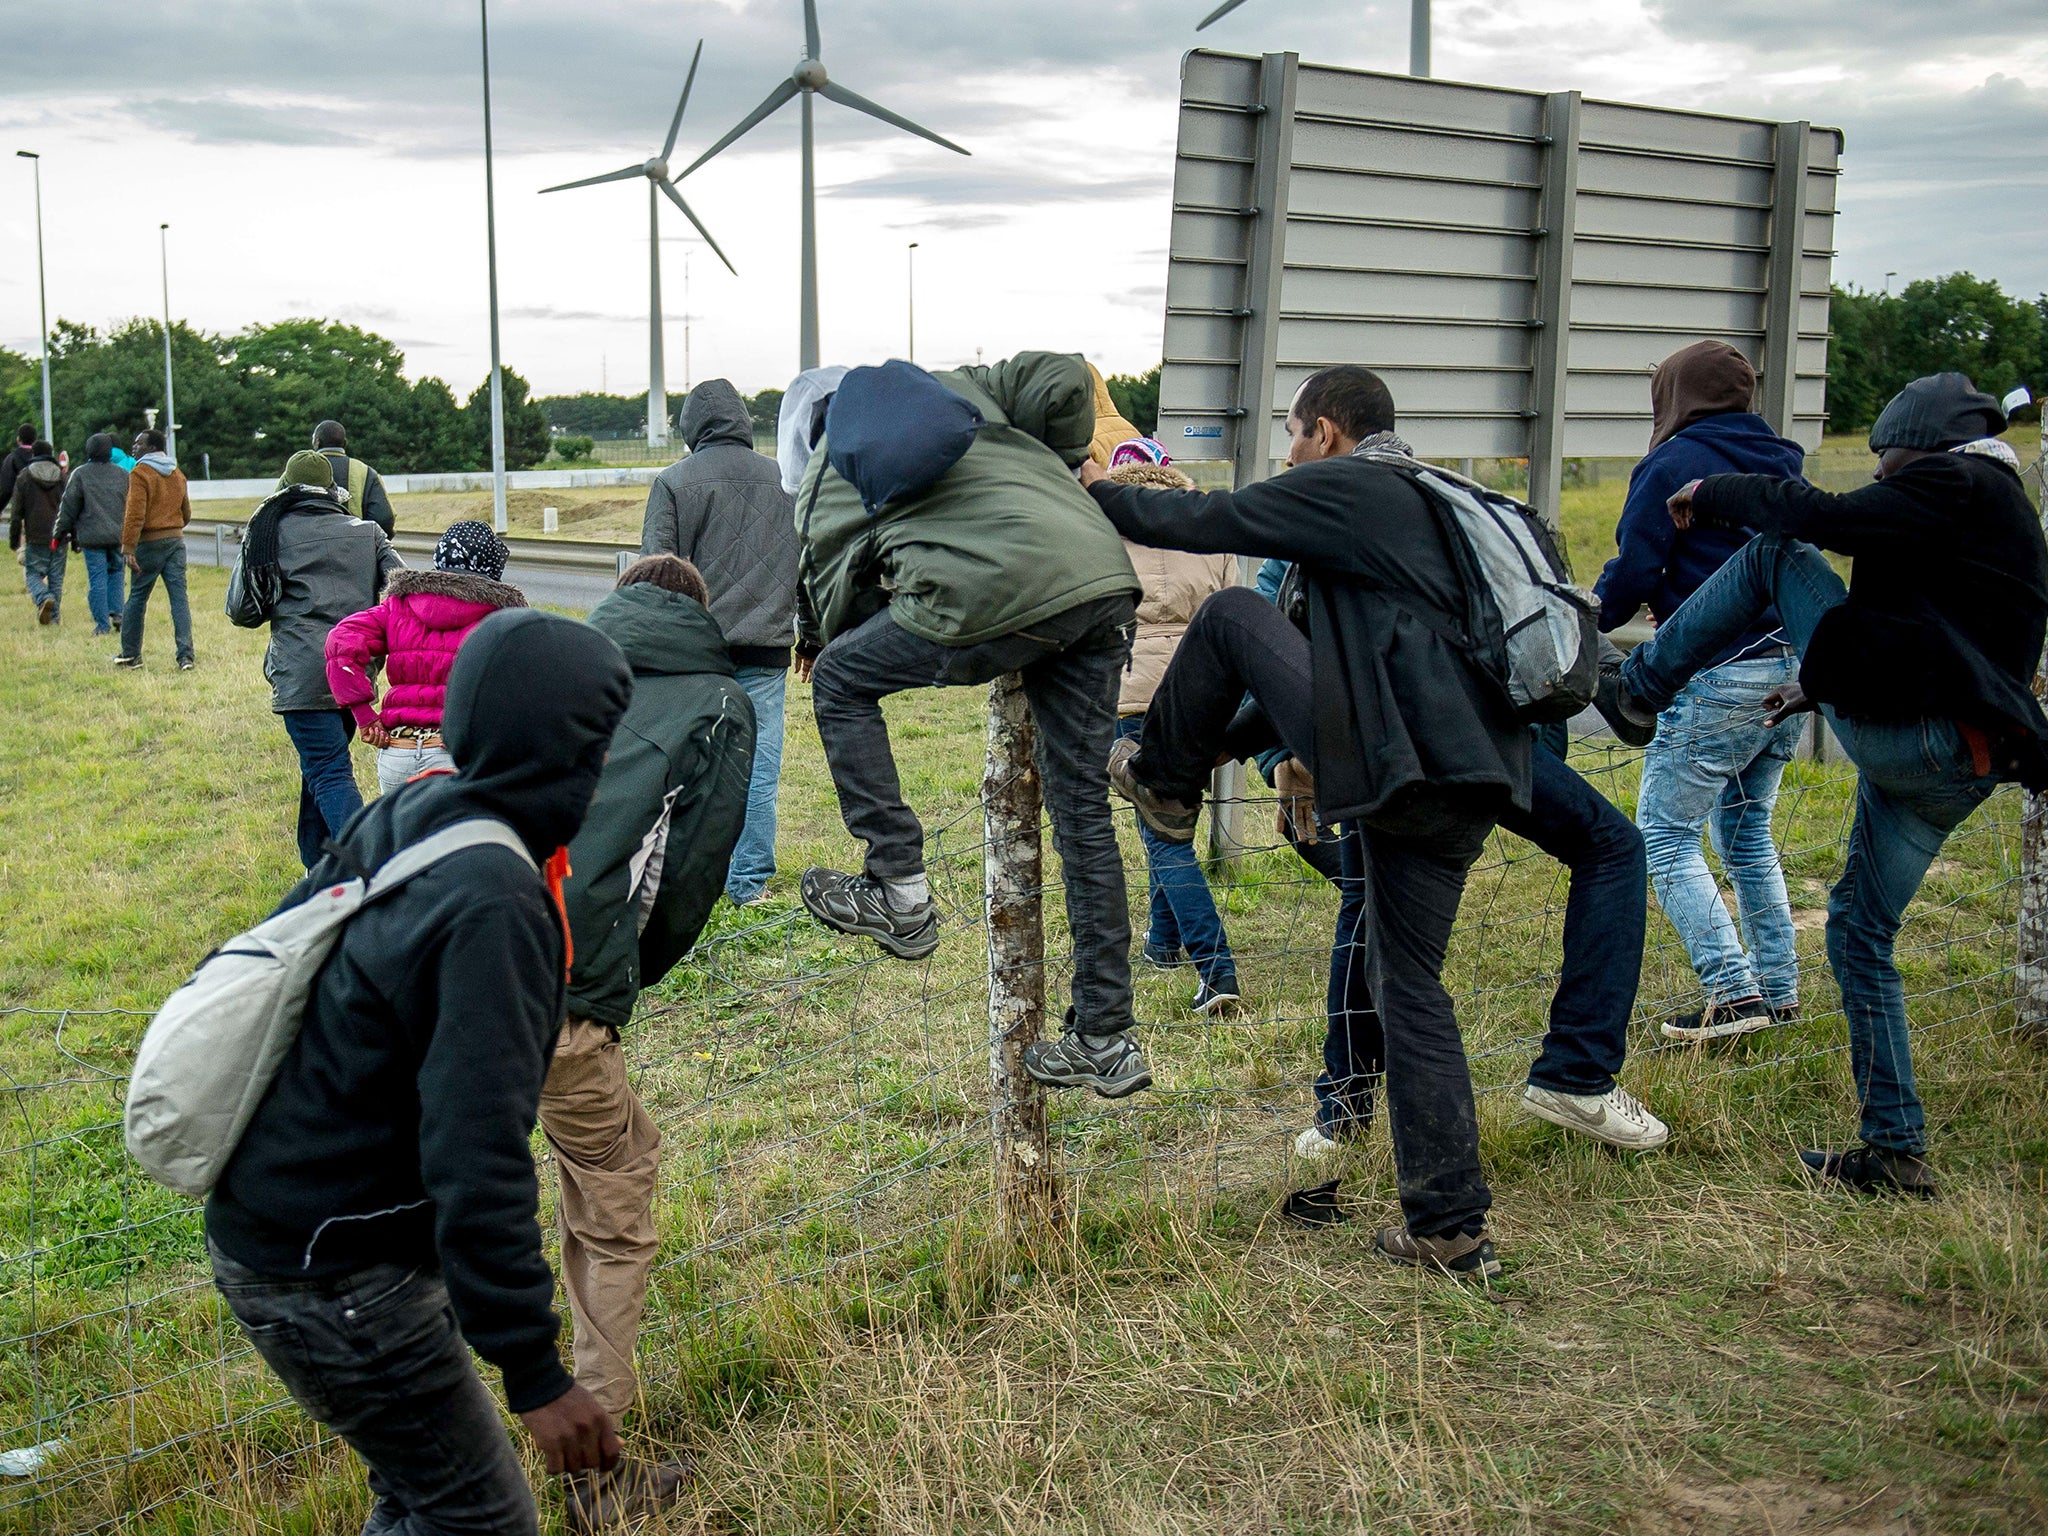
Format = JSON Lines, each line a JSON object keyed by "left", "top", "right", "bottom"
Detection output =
{"left": 1595, "top": 412, "right": 1806, "bottom": 668}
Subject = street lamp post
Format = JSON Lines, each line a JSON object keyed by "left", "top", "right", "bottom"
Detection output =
{"left": 479, "top": 0, "right": 508, "bottom": 534}
{"left": 159, "top": 223, "right": 177, "bottom": 463}
{"left": 907, "top": 242, "right": 919, "bottom": 363}
{"left": 16, "top": 151, "right": 50, "bottom": 441}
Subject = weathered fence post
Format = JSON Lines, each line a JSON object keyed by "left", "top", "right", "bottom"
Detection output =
{"left": 2019, "top": 409, "right": 2048, "bottom": 1038}
{"left": 984, "top": 673, "right": 1058, "bottom": 1231}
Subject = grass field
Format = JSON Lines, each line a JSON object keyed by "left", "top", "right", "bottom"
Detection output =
{"left": 2, "top": 527, "right": 2046, "bottom": 1531}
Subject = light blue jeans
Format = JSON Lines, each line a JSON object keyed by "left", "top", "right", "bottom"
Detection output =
{"left": 725, "top": 666, "right": 788, "bottom": 902}
{"left": 1637, "top": 655, "right": 1805, "bottom": 1010}
{"left": 377, "top": 743, "right": 455, "bottom": 796}
{"left": 22, "top": 542, "right": 64, "bottom": 615}
{"left": 82, "top": 548, "right": 124, "bottom": 632}
{"left": 1623, "top": 531, "right": 1998, "bottom": 1152}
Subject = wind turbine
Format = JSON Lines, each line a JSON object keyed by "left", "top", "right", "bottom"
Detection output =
{"left": 541, "top": 40, "right": 733, "bottom": 452}
{"left": 680, "top": 0, "right": 968, "bottom": 371}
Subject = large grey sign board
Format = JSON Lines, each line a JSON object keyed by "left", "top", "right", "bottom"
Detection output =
{"left": 1158, "top": 50, "right": 1842, "bottom": 516}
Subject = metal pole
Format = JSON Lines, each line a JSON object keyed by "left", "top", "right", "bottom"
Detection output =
{"left": 907, "top": 242, "right": 918, "bottom": 363}
{"left": 648, "top": 181, "right": 667, "bottom": 453}
{"left": 1409, "top": 0, "right": 1430, "bottom": 77}
{"left": 480, "top": 0, "right": 508, "bottom": 535}
{"left": 159, "top": 223, "right": 177, "bottom": 464}
{"left": 984, "top": 674, "right": 1056, "bottom": 1233}
{"left": 2021, "top": 404, "right": 2048, "bottom": 1038}
{"left": 682, "top": 250, "right": 691, "bottom": 397}
{"left": 16, "top": 152, "right": 50, "bottom": 441}
{"left": 1526, "top": 91, "right": 1582, "bottom": 533}
{"left": 799, "top": 90, "right": 819, "bottom": 371}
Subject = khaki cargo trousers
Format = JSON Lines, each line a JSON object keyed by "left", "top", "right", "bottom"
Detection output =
{"left": 537, "top": 1017, "right": 662, "bottom": 1419}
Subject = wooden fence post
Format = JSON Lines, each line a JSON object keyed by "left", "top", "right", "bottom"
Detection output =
{"left": 2020, "top": 409, "right": 2048, "bottom": 1038}
{"left": 984, "top": 674, "right": 1058, "bottom": 1230}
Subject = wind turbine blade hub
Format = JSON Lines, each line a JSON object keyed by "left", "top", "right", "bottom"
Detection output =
{"left": 794, "top": 58, "right": 828, "bottom": 91}
{"left": 646, "top": 156, "right": 669, "bottom": 179}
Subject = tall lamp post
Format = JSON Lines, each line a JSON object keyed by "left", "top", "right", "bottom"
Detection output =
{"left": 159, "top": 223, "right": 177, "bottom": 463}
{"left": 479, "top": 0, "right": 508, "bottom": 534}
{"left": 907, "top": 241, "right": 919, "bottom": 363}
{"left": 16, "top": 150, "right": 50, "bottom": 441}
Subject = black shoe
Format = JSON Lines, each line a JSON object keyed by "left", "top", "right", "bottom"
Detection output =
{"left": 110, "top": 614, "right": 121, "bottom": 631}
{"left": 1799, "top": 1143, "right": 1937, "bottom": 1198}
{"left": 799, "top": 867, "right": 941, "bottom": 960}
{"left": 112, "top": 654, "right": 142, "bottom": 669}
{"left": 177, "top": 658, "right": 196, "bottom": 671}
{"left": 1282, "top": 1179, "right": 1350, "bottom": 1228}
{"left": 1593, "top": 638, "right": 1658, "bottom": 747}
{"left": 1022, "top": 1028, "right": 1152, "bottom": 1098}
{"left": 1107, "top": 737, "right": 1201, "bottom": 843}
{"left": 1661, "top": 996, "right": 1772, "bottom": 1042}
{"left": 1193, "top": 975, "right": 1243, "bottom": 1016}
{"left": 1141, "top": 941, "right": 1187, "bottom": 971}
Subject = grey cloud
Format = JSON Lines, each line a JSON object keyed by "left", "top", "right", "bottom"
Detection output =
{"left": 125, "top": 96, "right": 372, "bottom": 149}
{"left": 1645, "top": 0, "right": 2034, "bottom": 55}
{"left": 505, "top": 305, "right": 644, "bottom": 323}
{"left": 826, "top": 166, "right": 1169, "bottom": 206}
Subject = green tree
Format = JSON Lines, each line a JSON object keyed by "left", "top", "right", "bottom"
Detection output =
{"left": 235, "top": 318, "right": 418, "bottom": 473}
{"left": 0, "top": 346, "right": 36, "bottom": 436}
{"left": 1105, "top": 365, "right": 1160, "bottom": 436}
{"left": 463, "top": 368, "right": 551, "bottom": 471}
{"left": 536, "top": 392, "right": 644, "bottom": 435}
{"left": 554, "top": 435, "right": 596, "bottom": 463}
{"left": 746, "top": 387, "right": 784, "bottom": 440}
{"left": 406, "top": 377, "right": 477, "bottom": 473}
{"left": 1825, "top": 273, "right": 2047, "bottom": 432}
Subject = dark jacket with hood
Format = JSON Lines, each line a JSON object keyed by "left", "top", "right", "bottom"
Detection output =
{"left": 206, "top": 610, "right": 634, "bottom": 1415}
{"left": 55, "top": 435, "right": 130, "bottom": 549}
{"left": 1089, "top": 453, "right": 1529, "bottom": 830}
{"left": 1693, "top": 450, "right": 2048, "bottom": 787}
{"left": 228, "top": 485, "right": 403, "bottom": 712}
{"left": 563, "top": 584, "right": 756, "bottom": 1029}
{"left": 639, "top": 381, "right": 798, "bottom": 666}
{"left": 0, "top": 442, "right": 32, "bottom": 511}
{"left": 1596, "top": 412, "right": 1806, "bottom": 666}
{"left": 6, "top": 451, "right": 62, "bottom": 550}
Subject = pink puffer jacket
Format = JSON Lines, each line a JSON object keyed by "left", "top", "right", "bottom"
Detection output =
{"left": 324, "top": 568, "right": 527, "bottom": 730}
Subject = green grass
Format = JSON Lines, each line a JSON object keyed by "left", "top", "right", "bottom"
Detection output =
{"left": 3, "top": 557, "right": 2047, "bottom": 1532}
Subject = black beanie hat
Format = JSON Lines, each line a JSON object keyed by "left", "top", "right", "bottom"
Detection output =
{"left": 1868, "top": 372, "right": 2007, "bottom": 453}
{"left": 85, "top": 432, "right": 113, "bottom": 463}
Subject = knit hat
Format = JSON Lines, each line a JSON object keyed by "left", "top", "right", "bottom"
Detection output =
{"left": 280, "top": 449, "right": 334, "bottom": 489}
{"left": 435, "top": 519, "right": 509, "bottom": 582}
{"left": 1869, "top": 372, "right": 2007, "bottom": 453}
{"left": 1110, "top": 437, "right": 1171, "bottom": 467}
{"left": 85, "top": 432, "right": 113, "bottom": 463}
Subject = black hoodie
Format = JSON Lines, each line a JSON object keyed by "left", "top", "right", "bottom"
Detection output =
{"left": 205, "top": 610, "right": 634, "bottom": 1414}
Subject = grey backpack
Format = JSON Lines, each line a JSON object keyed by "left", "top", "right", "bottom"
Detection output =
{"left": 125, "top": 819, "right": 534, "bottom": 1196}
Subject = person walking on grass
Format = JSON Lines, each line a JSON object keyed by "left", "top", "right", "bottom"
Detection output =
{"left": 1610, "top": 373, "right": 2048, "bottom": 1197}
{"left": 115, "top": 428, "right": 194, "bottom": 670}
{"left": 284, "top": 419, "right": 396, "bottom": 536}
{"left": 794, "top": 355, "right": 1148, "bottom": 1099}
{"left": 207, "top": 609, "right": 634, "bottom": 1536}
{"left": 229, "top": 450, "right": 401, "bottom": 869}
{"left": 7, "top": 439, "right": 65, "bottom": 625}
{"left": 0, "top": 423, "right": 35, "bottom": 512}
{"left": 55, "top": 433, "right": 128, "bottom": 635}
{"left": 541, "top": 554, "right": 754, "bottom": 1531}
{"left": 1597, "top": 340, "right": 1810, "bottom": 1043}
{"left": 639, "top": 380, "right": 798, "bottom": 907}
{"left": 326, "top": 521, "right": 525, "bottom": 796}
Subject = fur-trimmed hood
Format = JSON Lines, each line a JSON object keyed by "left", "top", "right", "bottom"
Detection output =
{"left": 385, "top": 567, "right": 528, "bottom": 612}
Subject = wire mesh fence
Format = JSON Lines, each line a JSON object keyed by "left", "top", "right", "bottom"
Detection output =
{"left": 0, "top": 706, "right": 2028, "bottom": 1532}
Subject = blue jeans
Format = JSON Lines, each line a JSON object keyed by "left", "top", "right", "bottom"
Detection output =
{"left": 1637, "top": 655, "right": 1805, "bottom": 1010}
{"left": 121, "top": 538, "right": 193, "bottom": 665}
{"left": 1623, "top": 531, "right": 1998, "bottom": 1152}
{"left": 1116, "top": 716, "right": 1237, "bottom": 988}
{"left": 725, "top": 666, "right": 788, "bottom": 901}
{"left": 81, "top": 547, "right": 124, "bottom": 632}
{"left": 210, "top": 1243, "right": 536, "bottom": 1536}
{"left": 283, "top": 709, "right": 366, "bottom": 870}
{"left": 22, "top": 541, "right": 64, "bottom": 615}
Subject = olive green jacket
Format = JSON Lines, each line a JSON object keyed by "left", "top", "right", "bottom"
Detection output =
{"left": 795, "top": 352, "right": 1138, "bottom": 648}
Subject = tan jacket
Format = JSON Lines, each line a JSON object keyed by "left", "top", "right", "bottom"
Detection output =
{"left": 122, "top": 462, "right": 191, "bottom": 552}
{"left": 1119, "top": 539, "right": 1236, "bottom": 715}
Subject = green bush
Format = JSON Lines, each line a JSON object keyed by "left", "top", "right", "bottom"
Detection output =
{"left": 555, "top": 434, "right": 596, "bottom": 463}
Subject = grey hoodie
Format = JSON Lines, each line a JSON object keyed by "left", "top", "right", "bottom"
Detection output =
{"left": 638, "top": 379, "right": 799, "bottom": 664}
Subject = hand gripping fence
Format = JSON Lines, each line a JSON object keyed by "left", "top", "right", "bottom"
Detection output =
{"left": 3, "top": 685, "right": 2044, "bottom": 1529}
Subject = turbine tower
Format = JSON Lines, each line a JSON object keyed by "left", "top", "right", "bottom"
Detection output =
{"left": 541, "top": 41, "right": 733, "bottom": 451}
{"left": 681, "top": 0, "right": 968, "bottom": 370}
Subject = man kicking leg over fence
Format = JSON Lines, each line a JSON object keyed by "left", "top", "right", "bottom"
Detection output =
{"left": 1610, "top": 372, "right": 2048, "bottom": 1196}
{"left": 793, "top": 354, "right": 1149, "bottom": 1099}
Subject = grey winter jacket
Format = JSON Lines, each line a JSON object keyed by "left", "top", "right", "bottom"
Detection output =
{"left": 56, "top": 461, "right": 130, "bottom": 549}
{"left": 639, "top": 380, "right": 798, "bottom": 666}
{"left": 228, "top": 489, "right": 403, "bottom": 712}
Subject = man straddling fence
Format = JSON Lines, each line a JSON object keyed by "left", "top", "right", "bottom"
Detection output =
{"left": 792, "top": 355, "right": 1151, "bottom": 1100}
{"left": 543, "top": 553, "right": 755, "bottom": 1532}
{"left": 1085, "top": 365, "right": 1527, "bottom": 1280}
{"left": 1611, "top": 372, "right": 2048, "bottom": 1196}
{"left": 205, "top": 609, "right": 634, "bottom": 1535}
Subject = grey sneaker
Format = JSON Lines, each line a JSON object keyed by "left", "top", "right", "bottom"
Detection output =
{"left": 1022, "top": 1030, "right": 1153, "bottom": 1099}
{"left": 1661, "top": 996, "right": 1772, "bottom": 1041}
{"left": 799, "top": 867, "right": 940, "bottom": 960}
{"left": 1520, "top": 1082, "right": 1669, "bottom": 1150}
{"left": 1107, "top": 737, "right": 1200, "bottom": 843}
{"left": 1374, "top": 1225, "right": 1502, "bottom": 1282}
{"left": 1595, "top": 641, "right": 1659, "bottom": 747}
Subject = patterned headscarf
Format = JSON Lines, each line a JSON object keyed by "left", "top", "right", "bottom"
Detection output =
{"left": 1110, "top": 437, "right": 1171, "bottom": 467}
{"left": 436, "top": 520, "right": 509, "bottom": 582}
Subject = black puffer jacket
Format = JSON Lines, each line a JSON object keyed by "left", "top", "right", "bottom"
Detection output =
{"left": 56, "top": 436, "right": 129, "bottom": 549}
{"left": 205, "top": 611, "right": 634, "bottom": 1414}
{"left": 640, "top": 380, "right": 798, "bottom": 666}
{"left": 564, "top": 584, "right": 755, "bottom": 1029}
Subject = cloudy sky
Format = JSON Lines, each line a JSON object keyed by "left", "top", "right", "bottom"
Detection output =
{"left": 2, "top": 0, "right": 2041, "bottom": 400}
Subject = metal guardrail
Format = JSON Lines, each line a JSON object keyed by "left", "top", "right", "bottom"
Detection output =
{"left": 186, "top": 518, "right": 637, "bottom": 579}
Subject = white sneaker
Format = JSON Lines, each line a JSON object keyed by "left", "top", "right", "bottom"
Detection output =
{"left": 1295, "top": 1126, "right": 1342, "bottom": 1160}
{"left": 1519, "top": 1083, "right": 1669, "bottom": 1151}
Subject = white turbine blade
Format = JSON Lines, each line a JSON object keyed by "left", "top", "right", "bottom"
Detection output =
{"left": 662, "top": 39, "right": 705, "bottom": 161}
{"left": 679, "top": 77, "right": 801, "bottom": 178}
{"left": 803, "top": 0, "right": 821, "bottom": 59}
{"left": 818, "top": 80, "right": 969, "bottom": 156}
{"left": 658, "top": 179, "right": 737, "bottom": 276}
{"left": 1196, "top": 0, "right": 1252, "bottom": 29}
{"left": 539, "top": 162, "right": 644, "bottom": 194}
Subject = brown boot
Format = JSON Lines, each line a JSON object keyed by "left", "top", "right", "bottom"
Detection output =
{"left": 1374, "top": 1224, "right": 1502, "bottom": 1282}
{"left": 564, "top": 1457, "right": 692, "bottom": 1534}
